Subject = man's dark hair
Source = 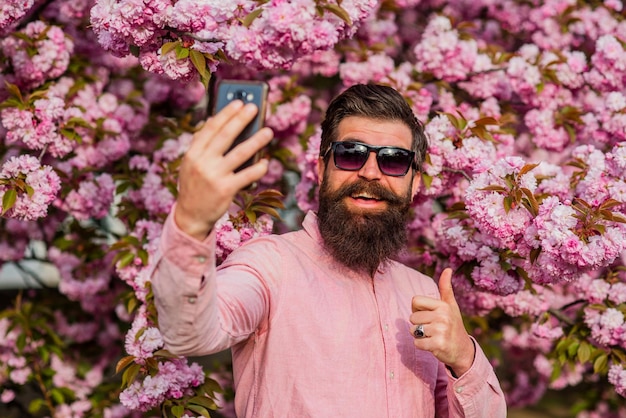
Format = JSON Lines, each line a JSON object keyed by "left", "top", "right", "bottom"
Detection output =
{"left": 320, "top": 84, "right": 428, "bottom": 171}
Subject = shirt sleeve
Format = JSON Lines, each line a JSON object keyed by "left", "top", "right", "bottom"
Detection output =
{"left": 443, "top": 337, "right": 507, "bottom": 417}
{"left": 150, "top": 207, "right": 276, "bottom": 357}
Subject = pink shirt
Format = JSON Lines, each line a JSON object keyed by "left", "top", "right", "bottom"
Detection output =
{"left": 152, "top": 210, "right": 506, "bottom": 417}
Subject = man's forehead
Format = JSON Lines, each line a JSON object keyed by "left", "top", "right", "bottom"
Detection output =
{"left": 337, "top": 116, "right": 412, "bottom": 147}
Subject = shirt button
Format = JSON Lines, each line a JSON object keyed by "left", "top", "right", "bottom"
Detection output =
{"left": 194, "top": 255, "right": 207, "bottom": 263}
{"left": 187, "top": 297, "right": 197, "bottom": 304}
{"left": 384, "top": 324, "right": 389, "bottom": 331}
{"left": 390, "top": 371, "right": 395, "bottom": 379}
{"left": 455, "top": 386, "right": 464, "bottom": 393}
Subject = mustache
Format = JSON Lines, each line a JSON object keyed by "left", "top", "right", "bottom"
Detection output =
{"left": 334, "top": 180, "right": 406, "bottom": 205}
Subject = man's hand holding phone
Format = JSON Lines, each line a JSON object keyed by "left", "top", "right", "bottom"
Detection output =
{"left": 174, "top": 100, "right": 274, "bottom": 241}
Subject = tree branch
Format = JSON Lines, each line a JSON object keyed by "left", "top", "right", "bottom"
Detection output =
{"left": 442, "top": 166, "right": 472, "bottom": 182}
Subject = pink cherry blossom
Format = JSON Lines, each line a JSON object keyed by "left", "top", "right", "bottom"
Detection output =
{"left": 0, "top": 155, "right": 61, "bottom": 220}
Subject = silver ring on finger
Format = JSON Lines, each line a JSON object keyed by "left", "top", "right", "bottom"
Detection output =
{"left": 413, "top": 324, "right": 426, "bottom": 339}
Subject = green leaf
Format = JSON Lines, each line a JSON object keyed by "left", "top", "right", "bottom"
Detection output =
{"left": 201, "top": 377, "right": 224, "bottom": 395}
{"left": 172, "top": 405, "right": 185, "bottom": 418}
{"left": 189, "top": 395, "right": 218, "bottom": 410}
{"left": 537, "top": 81, "right": 545, "bottom": 93}
{"left": 480, "top": 185, "right": 508, "bottom": 193}
{"left": 121, "top": 363, "right": 141, "bottom": 389}
{"left": 153, "top": 349, "right": 179, "bottom": 359}
{"left": 555, "top": 338, "right": 569, "bottom": 354}
{"left": 245, "top": 209, "right": 257, "bottom": 223}
{"left": 190, "top": 50, "right": 208, "bottom": 79}
{"left": 549, "top": 360, "right": 562, "bottom": 382}
{"left": 16, "top": 332, "right": 27, "bottom": 352}
{"left": 321, "top": 4, "right": 352, "bottom": 25}
{"left": 175, "top": 45, "right": 189, "bottom": 60}
{"left": 612, "top": 348, "right": 626, "bottom": 365}
{"left": 242, "top": 8, "right": 264, "bottom": 27}
{"left": 116, "top": 181, "right": 132, "bottom": 194}
{"left": 593, "top": 353, "right": 608, "bottom": 374}
{"left": 0, "top": 97, "right": 26, "bottom": 109}
{"left": 421, "top": 172, "right": 433, "bottom": 189}
{"left": 186, "top": 404, "right": 212, "bottom": 417}
{"left": 470, "top": 125, "right": 493, "bottom": 142}
{"left": 609, "top": 212, "right": 626, "bottom": 223}
{"left": 591, "top": 224, "right": 606, "bottom": 235}
{"left": 4, "top": 81, "right": 24, "bottom": 103}
{"left": 49, "top": 345, "right": 64, "bottom": 358}
{"left": 60, "top": 128, "right": 82, "bottom": 143}
{"left": 39, "top": 323, "right": 64, "bottom": 346}
{"left": 445, "top": 113, "right": 463, "bottom": 131}
{"left": 28, "top": 398, "right": 46, "bottom": 414}
{"left": 520, "top": 187, "right": 539, "bottom": 216}
{"left": 250, "top": 205, "right": 281, "bottom": 220}
{"left": 577, "top": 342, "right": 591, "bottom": 363}
{"left": 123, "top": 235, "right": 141, "bottom": 246}
{"left": 145, "top": 356, "right": 159, "bottom": 371}
{"left": 117, "top": 251, "right": 136, "bottom": 268}
{"left": 503, "top": 196, "right": 513, "bottom": 213}
{"left": 127, "top": 296, "right": 138, "bottom": 315}
{"left": 51, "top": 387, "right": 65, "bottom": 404}
{"left": 215, "top": 48, "right": 230, "bottom": 64}
{"left": 66, "top": 116, "right": 91, "bottom": 128}
{"left": 134, "top": 326, "right": 147, "bottom": 341}
{"left": 37, "top": 345, "right": 50, "bottom": 363}
{"left": 599, "top": 198, "right": 621, "bottom": 210}
{"left": 564, "top": 124, "right": 576, "bottom": 143}
{"left": 137, "top": 249, "right": 149, "bottom": 266}
{"left": 161, "top": 41, "right": 179, "bottom": 55}
{"left": 116, "top": 355, "right": 136, "bottom": 374}
{"left": 2, "top": 188, "right": 17, "bottom": 214}
{"left": 567, "top": 341, "right": 579, "bottom": 358}
{"left": 474, "top": 117, "right": 499, "bottom": 126}
{"left": 519, "top": 163, "right": 540, "bottom": 176}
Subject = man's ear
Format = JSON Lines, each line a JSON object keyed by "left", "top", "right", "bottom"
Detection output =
{"left": 317, "top": 156, "right": 326, "bottom": 184}
{"left": 411, "top": 171, "right": 421, "bottom": 197}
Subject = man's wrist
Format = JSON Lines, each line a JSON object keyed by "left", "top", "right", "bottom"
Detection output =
{"left": 448, "top": 337, "right": 476, "bottom": 377}
{"left": 173, "top": 206, "right": 214, "bottom": 241}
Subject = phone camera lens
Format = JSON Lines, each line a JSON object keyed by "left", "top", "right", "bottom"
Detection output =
{"left": 235, "top": 90, "right": 247, "bottom": 101}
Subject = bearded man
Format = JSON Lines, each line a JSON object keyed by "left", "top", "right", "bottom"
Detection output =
{"left": 152, "top": 84, "right": 507, "bottom": 417}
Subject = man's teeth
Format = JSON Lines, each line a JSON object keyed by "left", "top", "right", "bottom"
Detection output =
{"left": 353, "top": 192, "right": 379, "bottom": 200}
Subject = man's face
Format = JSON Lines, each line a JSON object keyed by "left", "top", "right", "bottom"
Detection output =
{"left": 317, "top": 116, "right": 420, "bottom": 217}
{"left": 316, "top": 116, "right": 421, "bottom": 276}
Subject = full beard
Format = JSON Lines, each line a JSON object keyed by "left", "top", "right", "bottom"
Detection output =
{"left": 317, "top": 177, "right": 413, "bottom": 277}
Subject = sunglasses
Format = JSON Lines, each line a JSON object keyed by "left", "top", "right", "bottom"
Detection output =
{"left": 326, "top": 141, "right": 416, "bottom": 177}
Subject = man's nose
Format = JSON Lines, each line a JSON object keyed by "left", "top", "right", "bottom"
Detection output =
{"left": 358, "top": 151, "right": 382, "bottom": 180}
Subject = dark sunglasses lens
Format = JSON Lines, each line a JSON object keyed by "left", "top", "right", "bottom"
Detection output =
{"left": 378, "top": 148, "right": 412, "bottom": 176}
{"left": 334, "top": 143, "right": 368, "bottom": 170}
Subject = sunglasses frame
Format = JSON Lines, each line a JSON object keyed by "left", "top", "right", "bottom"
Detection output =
{"left": 326, "top": 141, "right": 417, "bottom": 177}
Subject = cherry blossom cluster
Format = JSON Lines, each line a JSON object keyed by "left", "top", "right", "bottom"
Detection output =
{"left": 413, "top": 15, "right": 482, "bottom": 83}
{"left": 119, "top": 357, "right": 204, "bottom": 412}
{"left": 0, "top": 20, "right": 73, "bottom": 90}
{"left": 0, "top": 0, "right": 36, "bottom": 36}
{"left": 0, "top": 318, "right": 26, "bottom": 390}
{"left": 0, "top": 155, "right": 61, "bottom": 221}
{"left": 215, "top": 212, "right": 274, "bottom": 264}
{"left": 609, "top": 364, "right": 626, "bottom": 397}
{"left": 90, "top": 0, "right": 378, "bottom": 79}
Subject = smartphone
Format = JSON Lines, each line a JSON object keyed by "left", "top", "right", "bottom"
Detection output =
{"left": 211, "top": 79, "right": 269, "bottom": 172}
